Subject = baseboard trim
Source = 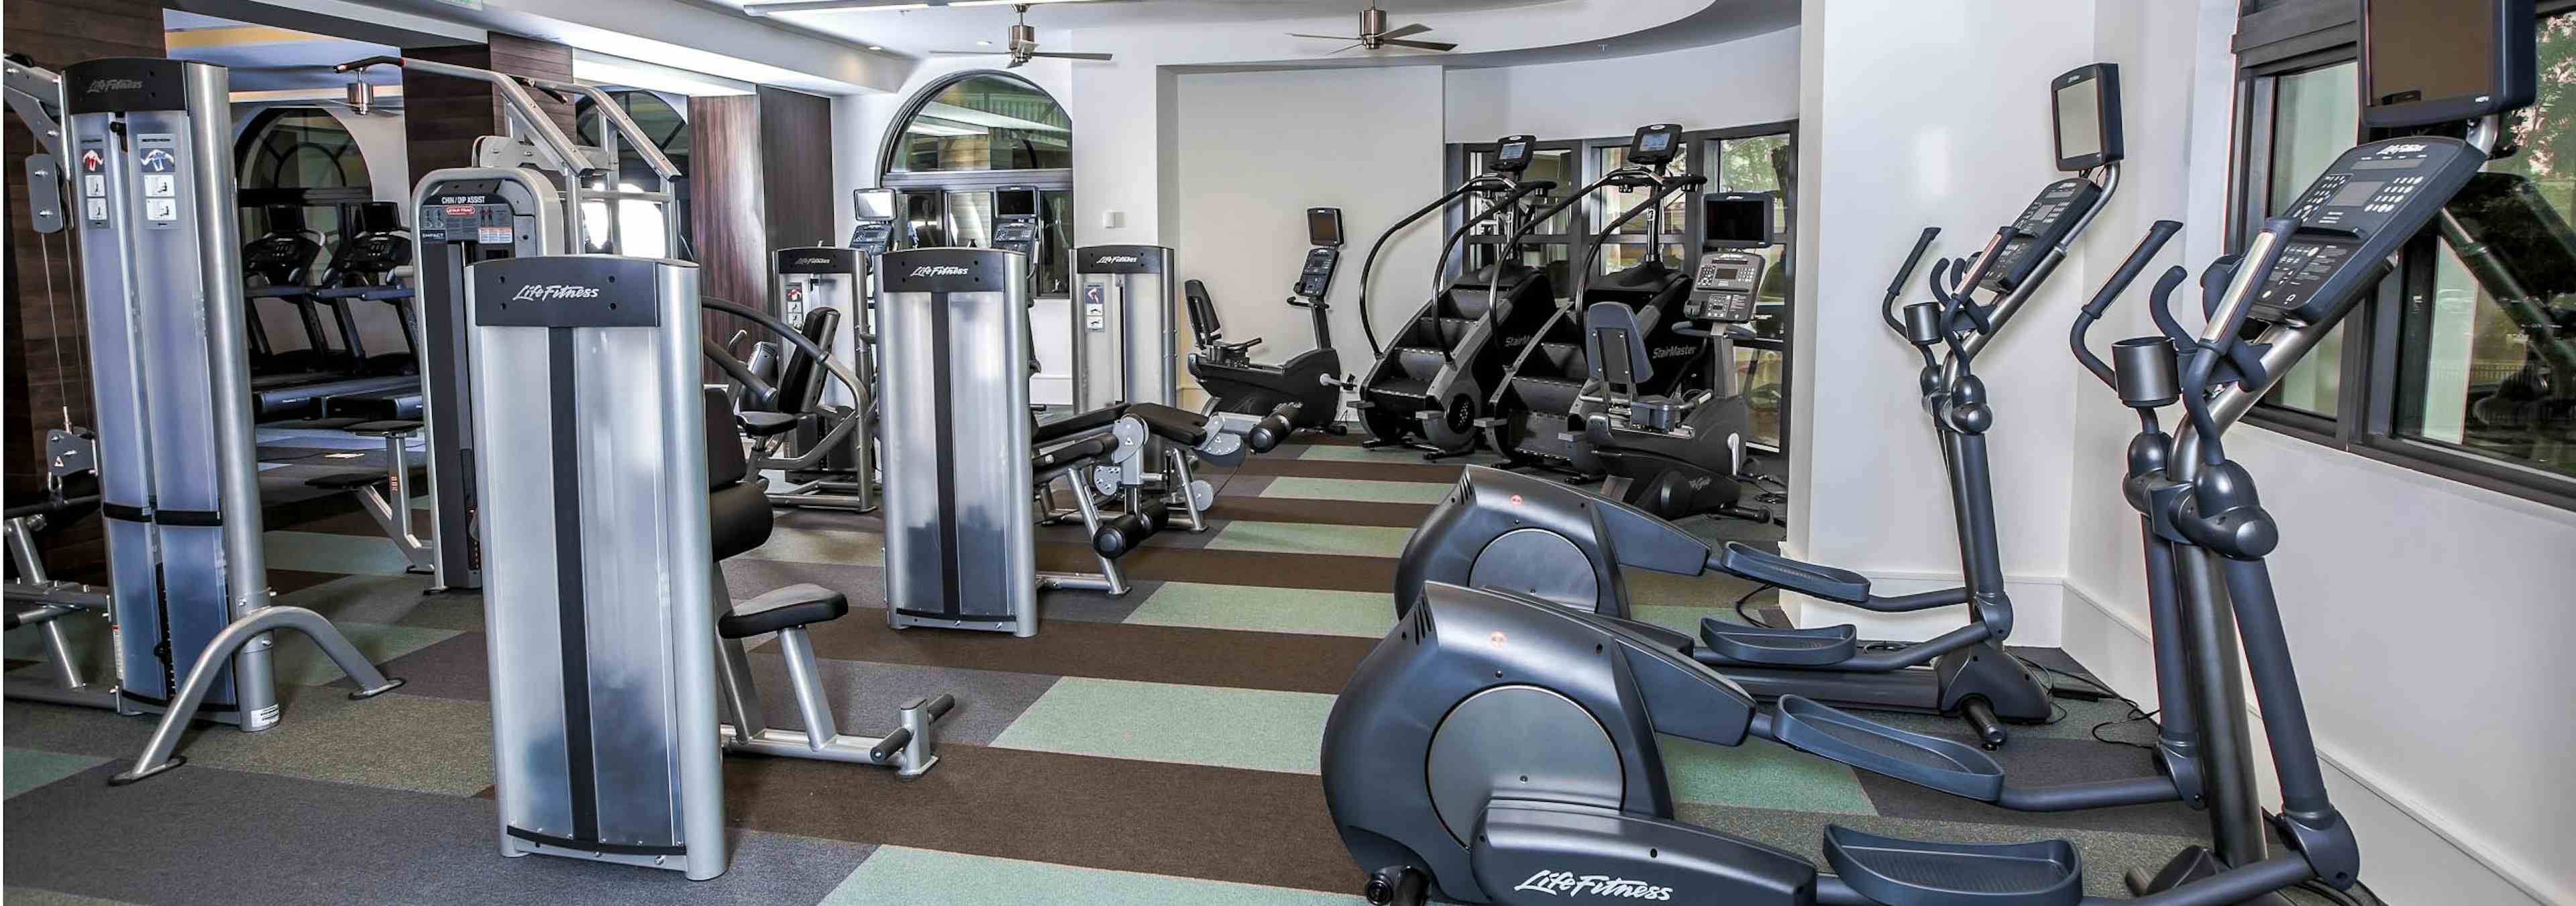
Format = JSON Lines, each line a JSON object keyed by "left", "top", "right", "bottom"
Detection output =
{"left": 2060, "top": 581, "right": 2564, "bottom": 906}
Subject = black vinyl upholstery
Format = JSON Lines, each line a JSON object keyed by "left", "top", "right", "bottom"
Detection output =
{"left": 705, "top": 389, "right": 776, "bottom": 562}
{"left": 716, "top": 584, "right": 849, "bottom": 638}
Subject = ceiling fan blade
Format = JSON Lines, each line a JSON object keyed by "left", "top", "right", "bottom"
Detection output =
{"left": 1380, "top": 38, "right": 1458, "bottom": 51}
{"left": 1328, "top": 42, "right": 1365, "bottom": 54}
{"left": 1029, "top": 52, "right": 1116, "bottom": 60}
{"left": 1289, "top": 33, "right": 1360, "bottom": 40}
{"left": 928, "top": 50, "right": 1006, "bottom": 55}
{"left": 1378, "top": 23, "right": 1431, "bottom": 40}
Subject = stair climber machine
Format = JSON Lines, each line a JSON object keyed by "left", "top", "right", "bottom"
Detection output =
{"left": 3, "top": 57, "right": 404, "bottom": 785}
{"left": 1483, "top": 123, "right": 1717, "bottom": 482}
{"left": 338, "top": 53, "right": 682, "bottom": 594}
{"left": 1394, "top": 64, "right": 2131, "bottom": 749}
{"left": 1326, "top": 5, "right": 2522, "bottom": 901}
{"left": 1354, "top": 135, "right": 1561, "bottom": 456}
{"left": 1184, "top": 206, "right": 1350, "bottom": 436}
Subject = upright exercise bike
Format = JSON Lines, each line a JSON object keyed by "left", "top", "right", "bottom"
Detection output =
{"left": 1185, "top": 206, "right": 1349, "bottom": 435}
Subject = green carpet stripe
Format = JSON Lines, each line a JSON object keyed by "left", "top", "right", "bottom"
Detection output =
{"left": 1631, "top": 604, "right": 1735, "bottom": 638}
{"left": 989, "top": 677, "right": 1336, "bottom": 774}
{"left": 1658, "top": 734, "right": 1878, "bottom": 814}
{"left": 1256, "top": 476, "right": 1455, "bottom": 505}
{"left": 1204, "top": 521, "right": 1414, "bottom": 557}
{"left": 1122, "top": 582, "right": 1397, "bottom": 638}
{"left": 4, "top": 748, "right": 108, "bottom": 799}
{"left": 260, "top": 531, "right": 418, "bottom": 576}
{"left": 821, "top": 846, "right": 1352, "bottom": 905}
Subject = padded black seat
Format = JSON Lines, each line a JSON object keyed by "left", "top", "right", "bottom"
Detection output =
{"left": 718, "top": 583, "right": 850, "bottom": 638}
{"left": 738, "top": 411, "right": 804, "bottom": 438}
{"left": 1717, "top": 542, "right": 1871, "bottom": 604}
{"left": 1032, "top": 405, "right": 1131, "bottom": 444}
{"left": 1123, "top": 402, "right": 1212, "bottom": 446}
{"left": 1033, "top": 435, "right": 1118, "bottom": 472}
{"left": 348, "top": 419, "right": 423, "bottom": 436}
{"left": 305, "top": 470, "right": 390, "bottom": 491}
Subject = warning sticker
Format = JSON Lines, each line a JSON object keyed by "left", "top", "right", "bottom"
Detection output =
{"left": 478, "top": 225, "right": 514, "bottom": 245}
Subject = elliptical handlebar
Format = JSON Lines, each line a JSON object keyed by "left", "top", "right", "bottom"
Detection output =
{"left": 2170, "top": 217, "right": 2299, "bottom": 464}
{"left": 1880, "top": 227, "right": 1942, "bottom": 338}
{"left": 2070, "top": 219, "right": 2184, "bottom": 387}
{"left": 1925, "top": 227, "right": 2016, "bottom": 364}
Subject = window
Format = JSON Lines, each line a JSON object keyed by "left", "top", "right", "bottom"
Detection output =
{"left": 1711, "top": 132, "right": 1796, "bottom": 448}
{"left": 890, "top": 74, "right": 1071, "bottom": 173}
{"left": 236, "top": 107, "right": 372, "bottom": 249}
{"left": 2232, "top": 0, "right": 2576, "bottom": 507}
{"left": 878, "top": 72, "right": 1074, "bottom": 297}
{"left": 574, "top": 89, "right": 692, "bottom": 259}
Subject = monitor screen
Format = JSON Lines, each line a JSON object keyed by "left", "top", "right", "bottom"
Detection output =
{"left": 2326, "top": 180, "right": 2385, "bottom": 208}
{"left": 1704, "top": 195, "right": 1771, "bottom": 247}
{"left": 1497, "top": 141, "right": 1529, "bottom": 164}
{"left": 2054, "top": 79, "right": 2102, "bottom": 162}
{"left": 2365, "top": 1, "right": 2496, "bottom": 109}
{"left": 996, "top": 190, "right": 1038, "bottom": 217}
{"left": 1639, "top": 131, "right": 1672, "bottom": 153}
{"left": 1307, "top": 207, "right": 1344, "bottom": 246}
{"left": 853, "top": 189, "right": 896, "bottom": 220}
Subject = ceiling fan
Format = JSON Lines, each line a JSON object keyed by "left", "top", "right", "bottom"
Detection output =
{"left": 1289, "top": 1, "right": 1458, "bottom": 54}
{"left": 928, "top": 3, "right": 1114, "bottom": 68}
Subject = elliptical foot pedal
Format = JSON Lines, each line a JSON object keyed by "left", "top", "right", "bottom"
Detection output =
{"left": 1823, "top": 825, "right": 2080, "bottom": 906}
{"left": 1699, "top": 620, "right": 1858, "bottom": 666}
{"left": 1716, "top": 542, "right": 1871, "bottom": 603}
{"left": 1768, "top": 696, "right": 2004, "bottom": 801}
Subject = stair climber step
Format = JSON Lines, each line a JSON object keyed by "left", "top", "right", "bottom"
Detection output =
{"left": 1700, "top": 620, "right": 1859, "bottom": 666}
{"left": 1533, "top": 341, "right": 1587, "bottom": 374}
{"left": 1444, "top": 287, "right": 1497, "bottom": 320}
{"left": 1370, "top": 378, "right": 1434, "bottom": 403}
{"left": 1393, "top": 346, "right": 1449, "bottom": 382}
{"left": 1428, "top": 315, "right": 1476, "bottom": 346}
{"left": 1768, "top": 696, "right": 2004, "bottom": 801}
{"left": 1507, "top": 375, "right": 1587, "bottom": 416}
{"left": 1821, "top": 826, "right": 2082, "bottom": 906}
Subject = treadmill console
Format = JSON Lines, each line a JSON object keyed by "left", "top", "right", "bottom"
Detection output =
{"left": 1980, "top": 177, "right": 2104, "bottom": 293}
{"left": 1683, "top": 250, "right": 1764, "bottom": 325}
{"left": 2251, "top": 137, "right": 2491, "bottom": 323}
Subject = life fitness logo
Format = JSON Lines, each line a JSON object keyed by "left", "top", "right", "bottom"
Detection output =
{"left": 908, "top": 264, "right": 973, "bottom": 278}
{"left": 1513, "top": 871, "right": 1675, "bottom": 901}
{"left": 511, "top": 284, "right": 601, "bottom": 303}
{"left": 1094, "top": 254, "right": 1140, "bottom": 265}
{"left": 85, "top": 78, "right": 145, "bottom": 94}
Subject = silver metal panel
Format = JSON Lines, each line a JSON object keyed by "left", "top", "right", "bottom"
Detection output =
{"left": 1071, "top": 254, "right": 1179, "bottom": 410}
{"left": 879, "top": 258, "right": 1038, "bottom": 636}
{"left": 468, "top": 309, "right": 574, "bottom": 846}
{"left": 576, "top": 325, "right": 686, "bottom": 848}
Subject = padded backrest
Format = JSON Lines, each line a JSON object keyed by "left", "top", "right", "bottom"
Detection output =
{"left": 706, "top": 387, "right": 775, "bottom": 562}
{"left": 705, "top": 387, "right": 750, "bottom": 489}
{"left": 1183, "top": 279, "right": 1222, "bottom": 346}
{"left": 773, "top": 306, "right": 841, "bottom": 413}
{"left": 1585, "top": 302, "right": 1652, "bottom": 386}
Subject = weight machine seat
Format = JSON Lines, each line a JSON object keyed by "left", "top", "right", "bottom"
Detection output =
{"left": 737, "top": 411, "right": 804, "bottom": 438}
{"left": 1032, "top": 405, "right": 1132, "bottom": 444}
{"left": 1124, "top": 403, "right": 1212, "bottom": 447}
{"left": 1717, "top": 542, "right": 1871, "bottom": 604}
{"left": 717, "top": 583, "right": 850, "bottom": 639}
{"left": 347, "top": 419, "right": 422, "bottom": 437}
{"left": 304, "top": 471, "right": 396, "bottom": 491}
{"left": 706, "top": 389, "right": 779, "bottom": 562}
{"left": 1034, "top": 436, "right": 1118, "bottom": 472}
{"left": 1181, "top": 279, "right": 1262, "bottom": 355}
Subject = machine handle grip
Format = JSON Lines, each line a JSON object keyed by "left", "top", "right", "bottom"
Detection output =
{"left": 922, "top": 693, "right": 957, "bottom": 721}
{"left": 1880, "top": 227, "right": 1941, "bottom": 336}
{"left": 2081, "top": 220, "right": 2183, "bottom": 319}
{"left": 869, "top": 729, "right": 914, "bottom": 762}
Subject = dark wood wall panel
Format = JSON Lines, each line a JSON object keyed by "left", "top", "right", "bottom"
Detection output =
{"left": 400, "top": 35, "right": 575, "bottom": 177}
{"left": 757, "top": 86, "right": 836, "bottom": 252}
{"left": 3, "top": 0, "right": 164, "bottom": 576}
{"left": 690, "top": 94, "right": 767, "bottom": 350}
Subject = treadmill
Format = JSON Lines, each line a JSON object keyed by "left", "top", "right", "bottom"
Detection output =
{"left": 254, "top": 202, "right": 419, "bottom": 421}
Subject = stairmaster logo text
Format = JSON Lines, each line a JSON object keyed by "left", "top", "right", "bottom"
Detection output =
{"left": 1513, "top": 871, "right": 1674, "bottom": 901}
{"left": 510, "top": 284, "right": 601, "bottom": 303}
{"left": 908, "top": 264, "right": 973, "bottom": 278}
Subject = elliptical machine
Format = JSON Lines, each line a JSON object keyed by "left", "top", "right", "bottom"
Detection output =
{"left": 1185, "top": 206, "right": 1349, "bottom": 436}
{"left": 1352, "top": 136, "right": 1559, "bottom": 456}
{"left": 1396, "top": 64, "right": 2129, "bottom": 747}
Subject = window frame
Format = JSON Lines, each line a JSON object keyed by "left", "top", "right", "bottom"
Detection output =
{"left": 2229, "top": 0, "right": 2576, "bottom": 509}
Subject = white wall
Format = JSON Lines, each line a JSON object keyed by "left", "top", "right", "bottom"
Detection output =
{"left": 2059, "top": 7, "right": 2575, "bottom": 904}
{"left": 1171, "top": 66, "right": 1448, "bottom": 409}
{"left": 1788, "top": 0, "right": 2101, "bottom": 642}
{"left": 1442, "top": 28, "right": 1801, "bottom": 143}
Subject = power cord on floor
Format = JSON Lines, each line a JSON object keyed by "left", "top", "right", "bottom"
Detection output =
{"left": 1732, "top": 583, "right": 1779, "bottom": 629}
{"left": 2015, "top": 654, "right": 2159, "bottom": 742}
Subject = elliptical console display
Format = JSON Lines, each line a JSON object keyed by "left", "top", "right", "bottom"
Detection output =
{"left": 1683, "top": 251, "right": 1762, "bottom": 325}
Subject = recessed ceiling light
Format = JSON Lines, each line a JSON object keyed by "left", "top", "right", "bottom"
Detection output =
{"left": 868, "top": 45, "right": 883, "bottom": 50}
{"left": 977, "top": 40, "right": 993, "bottom": 45}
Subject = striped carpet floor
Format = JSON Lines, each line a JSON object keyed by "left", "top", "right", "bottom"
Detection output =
{"left": 3, "top": 429, "right": 2314, "bottom": 905}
